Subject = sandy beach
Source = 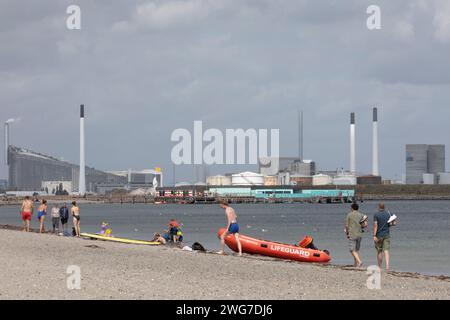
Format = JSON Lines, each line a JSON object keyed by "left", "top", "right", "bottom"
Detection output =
{"left": 0, "top": 227, "right": 449, "bottom": 300}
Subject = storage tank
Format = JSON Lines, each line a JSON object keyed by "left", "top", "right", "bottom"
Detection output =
{"left": 333, "top": 174, "right": 357, "bottom": 186}
{"left": 437, "top": 172, "right": 450, "bottom": 185}
{"left": 290, "top": 175, "right": 313, "bottom": 186}
{"left": 422, "top": 173, "right": 436, "bottom": 185}
{"left": 263, "top": 176, "right": 278, "bottom": 186}
{"left": 206, "top": 175, "right": 232, "bottom": 186}
{"left": 231, "top": 172, "right": 264, "bottom": 186}
{"left": 312, "top": 174, "right": 333, "bottom": 186}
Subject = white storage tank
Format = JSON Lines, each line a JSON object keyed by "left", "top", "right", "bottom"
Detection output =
{"left": 437, "top": 172, "right": 450, "bottom": 185}
{"left": 333, "top": 174, "right": 357, "bottom": 186}
{"left": 263, "top": 175, "right": 278, "bottom": 186}
{"left": 206, "top": 175, "right": 232, "bottom": 186}
{"left": 231, "top": 172, "right": 264, "bottom": 186}
{"left": 312, "top": 174, "right": 333, "bottom": 186}
{"left": 422, "top": 173, "right": 436, "bottom": 185}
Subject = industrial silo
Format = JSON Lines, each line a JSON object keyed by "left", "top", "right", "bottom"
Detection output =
{"left": 231, "top": 172, "right": 264, "bottom": 186}
{"left": 206, "top": 175, "right": 232, "bottom": 186}
{"left": 312, "top": 174, "right": 333, "bottom": 186}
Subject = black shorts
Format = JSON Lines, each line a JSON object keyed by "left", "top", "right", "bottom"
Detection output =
{"left": 61, "top": 217, "right": 68, "bottom": 224}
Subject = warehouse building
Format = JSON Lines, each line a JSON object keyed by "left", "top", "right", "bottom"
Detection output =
{"left": 7, "top": 145, "right": 127, "bottom": 192}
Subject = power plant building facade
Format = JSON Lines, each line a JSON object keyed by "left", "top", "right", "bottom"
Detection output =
{"left": 405, "top": 144, "right": 445, "bottom": 184}
{"left": 7, "top": 145, "right": 127, "bottom": 192}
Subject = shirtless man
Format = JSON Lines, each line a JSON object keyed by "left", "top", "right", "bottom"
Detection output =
{"left": 71, "top": 201, "right": 81, "bottom": 237}
{"left": 218, "top": 201, "right": 242, "bottom": 256}
{"left": 20, "top": 196, "right": 34, "bottom": 232}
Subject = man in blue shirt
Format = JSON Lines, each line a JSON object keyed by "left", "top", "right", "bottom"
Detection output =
{"left": 373, "top": 203, "right": 391, "bottom": 271}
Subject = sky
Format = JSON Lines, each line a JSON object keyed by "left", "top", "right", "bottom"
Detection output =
{"left": 1, "top": 0, "right": 450, "bottom": 183}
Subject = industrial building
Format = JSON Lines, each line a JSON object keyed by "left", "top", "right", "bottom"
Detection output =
{"left": 105, "top": 169, "right": 163, "bottom": 191}
{"left": 259, "top": 157, "right": 316, "bottom": 176}
{"left": 7, "top": 145, "right": 127, "bottom": 192}
{"left": 405, "top": 144, "right": 445, "bottom": 184}
{"left": 4, "top": 105, "right": 162, "bottom": 194}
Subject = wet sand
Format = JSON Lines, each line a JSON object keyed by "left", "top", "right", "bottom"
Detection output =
{"left": 0, "top": 228, "right": 449, "bottom": 300}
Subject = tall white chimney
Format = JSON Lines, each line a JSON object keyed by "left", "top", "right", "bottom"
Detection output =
{"left": 4, "top": 122, "right": 9, "bottom": 165}
{"left": 350, "top": 112, "right": 356, "bottom": 174}
{"left": 372, "top": 107, "right": 379, "bottom": 176}
{"left": 79, "top": 104, "right": 86, "bottom": 196}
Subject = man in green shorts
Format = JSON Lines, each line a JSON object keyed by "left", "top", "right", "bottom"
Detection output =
{"left": 373, "top": 203, "right": 391, "bottom": 271}
{"left": 344, "top": 203, "right": 366, "bottom": 267}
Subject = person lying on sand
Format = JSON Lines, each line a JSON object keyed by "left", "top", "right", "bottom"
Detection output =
{"left": 151, "top": 233, "right": 167, "bottom": 244}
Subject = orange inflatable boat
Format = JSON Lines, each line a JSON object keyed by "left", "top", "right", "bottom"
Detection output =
{"left": 217, "top": 228, "right": 331, "bottom": 263}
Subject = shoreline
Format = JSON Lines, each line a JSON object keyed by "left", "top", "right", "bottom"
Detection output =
{"left": 1, "top": 226, "right": 449, "bottom": 300}
{"left": 3, "top": 197, "right": 450, "bottom": 207}
{"left": 1, "top": 223, "right": 449, "bottom": 281}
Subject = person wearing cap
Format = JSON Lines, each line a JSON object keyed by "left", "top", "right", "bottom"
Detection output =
{"left": 345, "top": 203, "right": 366, "bottom": 267}
{"left": 373, "top": 202, "right": 392, "bottom": 271}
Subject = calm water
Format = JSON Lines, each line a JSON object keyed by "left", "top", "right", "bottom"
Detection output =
{"left": 1, "top": 201, "right": 449, "bottom": 276}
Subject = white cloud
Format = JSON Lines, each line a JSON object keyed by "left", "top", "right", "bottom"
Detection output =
{"left": 433, "top": 1, "right": 450, "bottom": 43}
{"left": 132, "top": 0, "right": 222, "bottom": 29}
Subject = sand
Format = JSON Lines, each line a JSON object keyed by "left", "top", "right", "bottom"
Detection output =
{"left": 0, "top": 228, "right": 449, "bottom": 300}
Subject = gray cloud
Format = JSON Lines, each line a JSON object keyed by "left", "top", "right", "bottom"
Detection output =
{"left": 1, "top": 0, "right": 450, "bottom": 183}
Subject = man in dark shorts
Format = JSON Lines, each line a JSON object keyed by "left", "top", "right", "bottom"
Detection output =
{"left": 373, "top": 203, "right": 391, "bottom": 271}
{"left": 218, "top": 201, "right": 242, "bottom": 256}
{"left": 59, "top": 202, "right": 69, "bottom": 234}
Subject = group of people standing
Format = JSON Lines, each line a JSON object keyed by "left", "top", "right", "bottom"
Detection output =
{"left": 19, "top": 195, "right": 395, "bottom": 270}
{"left": 345, "top": 202, "right": 396, "bottom": 270}
{"left": 20, "top": 196, "right": 81, "bottom": 237}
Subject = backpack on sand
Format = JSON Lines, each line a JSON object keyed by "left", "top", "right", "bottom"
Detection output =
{"left": 192, "top": 242, "right": 206, "bottom": 252}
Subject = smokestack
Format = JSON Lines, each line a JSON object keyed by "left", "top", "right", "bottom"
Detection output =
{"left": 298, "top": 109, "right": 303, "bottom": 161}
{"left": 372, "top": 107, "right": 379, "bottom": 176}
{"left": 79, "top": 104, "right": 86, "bottom": 196}
{"left": 4, "top": 122, "right": 9, "bottom": 165}
{"left": 350, "top": 112, "right": 356, "bottom": 174}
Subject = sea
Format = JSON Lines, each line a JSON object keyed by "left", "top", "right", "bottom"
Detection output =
{"left": 1, "top": 200, "right": 449, "bottom": 276}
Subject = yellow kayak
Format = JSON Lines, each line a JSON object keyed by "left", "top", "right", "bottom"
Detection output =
{"left": 80, "top": 233, "right": 161, "bottom": 246}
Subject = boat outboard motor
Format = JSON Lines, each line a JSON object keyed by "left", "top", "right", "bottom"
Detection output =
{"left": 298, "top": 236, "right": 318, "bottom": 250}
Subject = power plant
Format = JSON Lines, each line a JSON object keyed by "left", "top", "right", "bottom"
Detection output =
{"left": 3, "top": 106, "right": 162, "bottom": 194}
{"left": 4, "top": 121, "right": 9, "bottom": 166}
{"left": 79, "top": 104, "right": 86, "bottom": 196}
{"left": 372, "top": 107, "right": 379, "bottom": 176}
{"left": 349, "top": 112, "right": 356, "bottom": 174}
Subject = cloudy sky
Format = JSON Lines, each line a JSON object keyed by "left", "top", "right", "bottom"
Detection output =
{"left": 1, "top": 0, "right": 450, "bottom": 183}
